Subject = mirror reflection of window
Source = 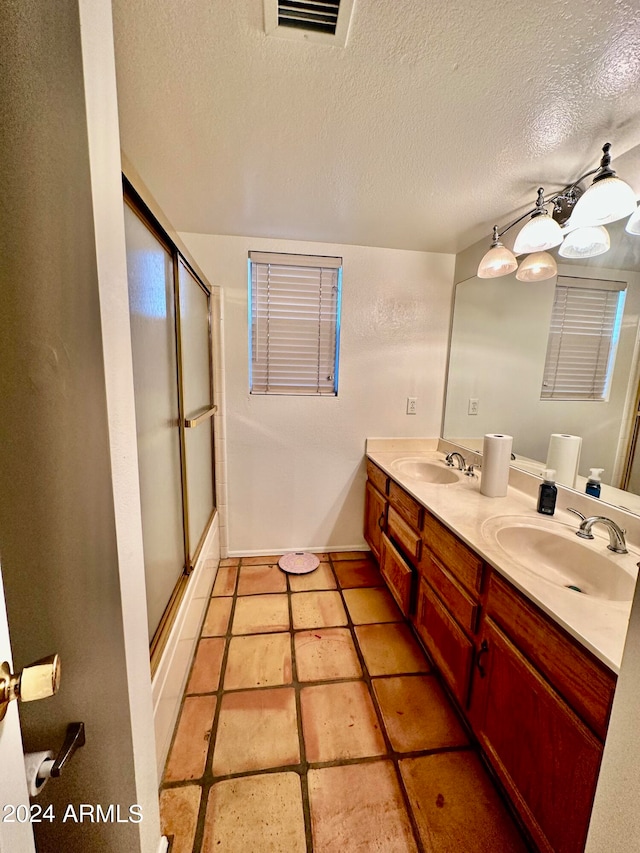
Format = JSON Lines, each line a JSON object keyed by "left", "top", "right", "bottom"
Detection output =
{"left": 541, "top": 276, "right": 626, "bottom": 402}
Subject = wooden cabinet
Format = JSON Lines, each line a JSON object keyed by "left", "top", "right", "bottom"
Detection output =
{"left": 380, "top": 533, "right": 414, "bottom": 617}
{"left": 422, "top": 510, "right": 484, "bottom": 595}
{"left": 364, "top": 477, "right": 386, "bottom": 562}
{"left": 415, "top": 511, "right": 483, "bottom": 706}
{"left": 415, "top": 577, "right": 474, "bottom": 707}
{"left": 387, "top": 506, "right": 421, "bottom": 562}
{"left": 484, "top": 572, "right": 615, "bottom": 740}
{"left": 470, "top": 616, "right": 603, "bottom": 853}
{"left": 363, "top": 454, "right": 617, "bottom": 853}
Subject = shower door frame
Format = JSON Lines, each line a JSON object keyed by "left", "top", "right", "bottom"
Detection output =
{"left": 123, "top": 179, "right": 217, "bottom": 672}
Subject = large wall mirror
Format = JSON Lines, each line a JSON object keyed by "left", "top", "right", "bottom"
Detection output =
{"left": 443, "top": 216, "right": 640, "bottom": 515}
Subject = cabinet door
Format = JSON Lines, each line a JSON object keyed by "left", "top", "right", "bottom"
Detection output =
{"left": 470, "top": 617, "right": 602, "bottom": 853}
{"left": 364, "top": 480, "right": 386, "bottom": 562}
{"left": 380, "top": 533, "right": 413, "bottom": 617}
{"left": 414, "top": 579, "right": 474, "bottom": 708}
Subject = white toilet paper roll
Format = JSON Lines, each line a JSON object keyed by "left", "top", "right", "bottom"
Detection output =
{"left": 24, "top": 750, "right": 54, "bottom": 798}
{"left": 546, "top": 434, "right": 582, "bottom": 488}
{"left": 480, "top": 434, "right": 513, "bottom": 497}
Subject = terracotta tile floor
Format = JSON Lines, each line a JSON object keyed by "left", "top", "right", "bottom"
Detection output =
{"left": 160, "top": 552, "right": 531, "bottom": 853}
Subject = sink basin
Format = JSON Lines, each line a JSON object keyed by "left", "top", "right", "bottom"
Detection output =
{"left": 391, "top": 458, "right": 461, "bottom": 485}
{"left": 482, "top": 515, "right": 638, "bottom": 602}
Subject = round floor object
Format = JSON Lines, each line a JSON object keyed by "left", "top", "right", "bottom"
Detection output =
{"left": 278, "top": 552, "right": 320, "bottom": 575}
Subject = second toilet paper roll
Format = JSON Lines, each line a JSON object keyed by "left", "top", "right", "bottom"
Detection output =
{"left": 481, "top": 434, "right": 513, "bottom": 497}
{"left": 480, "top": 433, "right": 513, "bottom": 498}
{"left": 546, "top": 434, "right": 582, "bottom": 488}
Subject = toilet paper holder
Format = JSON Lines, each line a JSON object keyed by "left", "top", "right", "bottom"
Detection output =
{"left": 49, "top": 721, "right": 85, "bottom": 778}
{"left": 25, "top": 722, "right": 85, "bottom": 797}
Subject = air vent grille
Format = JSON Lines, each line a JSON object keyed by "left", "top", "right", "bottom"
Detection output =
{"left": 278, "top": 1, "right": 340, "bottom": 35}
{"left": 264, "top": 0, "right": 354, "bottom": 46}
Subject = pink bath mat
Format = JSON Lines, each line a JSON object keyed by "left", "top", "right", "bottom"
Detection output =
{"left": 278, "top": 552, "right": 320, "bottom": 574}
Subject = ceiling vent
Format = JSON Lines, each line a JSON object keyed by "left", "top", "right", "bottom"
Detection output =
{"left": 264, "top": 0, "right": 355, "bottom": 46}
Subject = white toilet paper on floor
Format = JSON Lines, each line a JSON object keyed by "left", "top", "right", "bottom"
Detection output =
{"left": 24, "top": 750, "right": 54, "bottom": 797}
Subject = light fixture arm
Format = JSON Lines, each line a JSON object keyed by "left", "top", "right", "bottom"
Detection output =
{"left": 492, "top": 153, "right": 606, "bottom": 241}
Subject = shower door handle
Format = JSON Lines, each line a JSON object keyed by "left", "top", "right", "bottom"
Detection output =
{"left": 184, "top": 405, "right": 217, "bottom": 428}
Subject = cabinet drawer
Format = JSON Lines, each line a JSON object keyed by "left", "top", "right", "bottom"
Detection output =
{"left": 486, "top": 571, "right": 616, "bottom": 740}
{"left": 388, "top": 480, "right": 423, "bottom": 531}
{"left": 380, "top": 533, "right": 414, "bottom": 617}
{"left": 422, "top": 512, "right": 483, "bottom": 595}
{"left": 366, "top": 460, "right": 388, "bottom": 497}
{"left": 387, "top": 506, "right": 421, "bottom": 562}
{"left": 421, "top": 551, "right": 478, "bottom": 636}
{"left": 415, "top": 579, "right": 474, "bottom": 707}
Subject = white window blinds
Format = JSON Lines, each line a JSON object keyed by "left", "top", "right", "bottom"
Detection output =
{"left": 540, "top": 275, "right": 626, "bottom": 401}
{"left": 249, "top": 251, "right": 342, "bottom": 395}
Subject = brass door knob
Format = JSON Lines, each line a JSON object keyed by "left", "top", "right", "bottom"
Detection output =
{"left": 0, "top": 654, "right": 61, "bottom": 721}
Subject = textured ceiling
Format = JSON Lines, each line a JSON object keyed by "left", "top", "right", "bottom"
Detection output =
{"left": 112, "top": 0, "right": 640, "bottom": 254}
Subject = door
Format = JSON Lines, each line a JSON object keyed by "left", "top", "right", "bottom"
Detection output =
{"left": 0, "top": 563, "right": 36, "bottom": 853}
{"left": 364, "top": 480, "right": 386, "bottom": 561}
{"left": 177, "top": 259, "right": 216, "bottom": 565}
{"left": 470, "top": 617, "right": 602, "bottom": 853}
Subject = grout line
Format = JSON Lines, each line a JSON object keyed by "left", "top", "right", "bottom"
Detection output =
{"left": 187, "top": 559, "right": 242, "bottom": 853}
{"left": 328, "top": 554, "right": 426, "bottom": 853}
{"left": 286, "top": 571, "right": 315, "bottom": 853}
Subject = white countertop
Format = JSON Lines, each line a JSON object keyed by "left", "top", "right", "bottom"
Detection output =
{"left": 366, "top": 441, "right": 638, "bottom": 674}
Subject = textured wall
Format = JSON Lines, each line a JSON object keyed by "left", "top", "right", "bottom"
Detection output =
{"left": 181, "top": 233, "right": 454, "bottom": 554}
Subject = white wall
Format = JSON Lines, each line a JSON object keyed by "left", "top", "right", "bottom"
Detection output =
{"left": 180, "top": 234, "right": 455, "bottom": 555}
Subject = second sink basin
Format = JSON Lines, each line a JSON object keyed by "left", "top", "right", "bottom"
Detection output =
{"left": 482, "top": 515, "right": 638, "bottom": 602}
{"left": 391, "top": 458, "right": 462, "bottom": 485}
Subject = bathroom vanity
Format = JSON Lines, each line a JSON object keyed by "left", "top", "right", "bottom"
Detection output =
{"left": 363, "top": 442, "right": 634, "bottom": 853}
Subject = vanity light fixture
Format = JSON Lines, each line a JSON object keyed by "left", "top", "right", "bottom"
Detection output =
{"left": 558, "top": 225, "right": 610, "bottom": 258}
{"left": 477, "top": 142, "right": 639, "bottom": 279}
{"left": 513, "top": 188, "right": 564, "bottom": 254}
{"left": 625, "top": 205, "right": 640, "bottom": 236}
{"left": 477, "top": 226, "right": 518, "bottom": 278}
{"left": 515, "top": 251, "right": 557, "bottom": 282}
{"left": 567, "top": 143, "right": 637, "bottom": 227}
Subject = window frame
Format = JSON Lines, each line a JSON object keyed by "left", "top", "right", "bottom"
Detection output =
{"left": 540, "top": 274, "right": 626, "bottom": 402}
{"left": 248, "top": 251, "right": 343, "bottom": 397}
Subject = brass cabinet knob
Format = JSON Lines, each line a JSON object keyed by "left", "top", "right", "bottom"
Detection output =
{"left": 0, "top": 654, "right": 61, "bottom": 721}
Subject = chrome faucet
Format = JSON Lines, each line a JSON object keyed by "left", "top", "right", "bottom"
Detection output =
{"left": 575, "top": 516, "right": 628, "bottom": 554}
{"left": 445, "top": 452, "right": 467, "bottom": 470}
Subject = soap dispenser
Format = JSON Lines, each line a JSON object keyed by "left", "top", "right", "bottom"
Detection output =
{"left": 585, "top": 468, "right": 604, "bottom": 498}
{"left": 537, "top": 469, "right": 557, "bottom": 516}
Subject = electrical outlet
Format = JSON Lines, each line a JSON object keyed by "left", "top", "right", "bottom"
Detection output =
{"left": 468, "top": 397, "right": 479, "bottom": 415}
{"left": 407, "top": 397, "right": 417, "bottom": 415}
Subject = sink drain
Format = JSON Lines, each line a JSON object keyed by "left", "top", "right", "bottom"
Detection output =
{"left": 565, "top": 584, "right": 584, "bottom": 594}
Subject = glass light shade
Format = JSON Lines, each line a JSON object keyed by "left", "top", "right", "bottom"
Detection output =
{"left": 568, "top": 176, "right": 637, "bottom": 227}
{"left": 513, "top": 213, "right": 564, "bottom": 254}
{"left": 477, "top": 243, "right": 518, "bottom": 278}
{"left": 558, "top": 225, "right": 610, "bottom": 258}
{"left": 625, "top": 205, "right": 640, "bottom": 235}
{"left": 515, "top": 251, "right": 557, "bottom": 282}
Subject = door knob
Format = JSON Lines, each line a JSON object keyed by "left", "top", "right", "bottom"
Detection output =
{"left": 0, "top": 654, "right": 61, "bottom": 721}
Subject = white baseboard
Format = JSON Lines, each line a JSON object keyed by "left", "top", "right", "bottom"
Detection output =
{"left": 151, "top": 515, "right": 220, "bottom": 781}
{"left": 226, "top": 545, "right": 370, "bottom": 557}
{"left": 157, "top": 836, "right": 169, "bottom": 853}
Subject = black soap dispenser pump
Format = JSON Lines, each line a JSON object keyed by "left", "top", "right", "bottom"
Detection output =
{"left": 537, "top": 469, "right": 557, "bottom": 516}
{"left": 585, "top": 468, "right": 604, "bottom": 498}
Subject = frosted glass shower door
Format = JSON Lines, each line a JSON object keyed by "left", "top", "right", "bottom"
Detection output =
{"left": 178, "top": 259, "right": 216, "bottom": 561}
{"left": 124, "top": 204, "right": 186, "bottom": 641}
